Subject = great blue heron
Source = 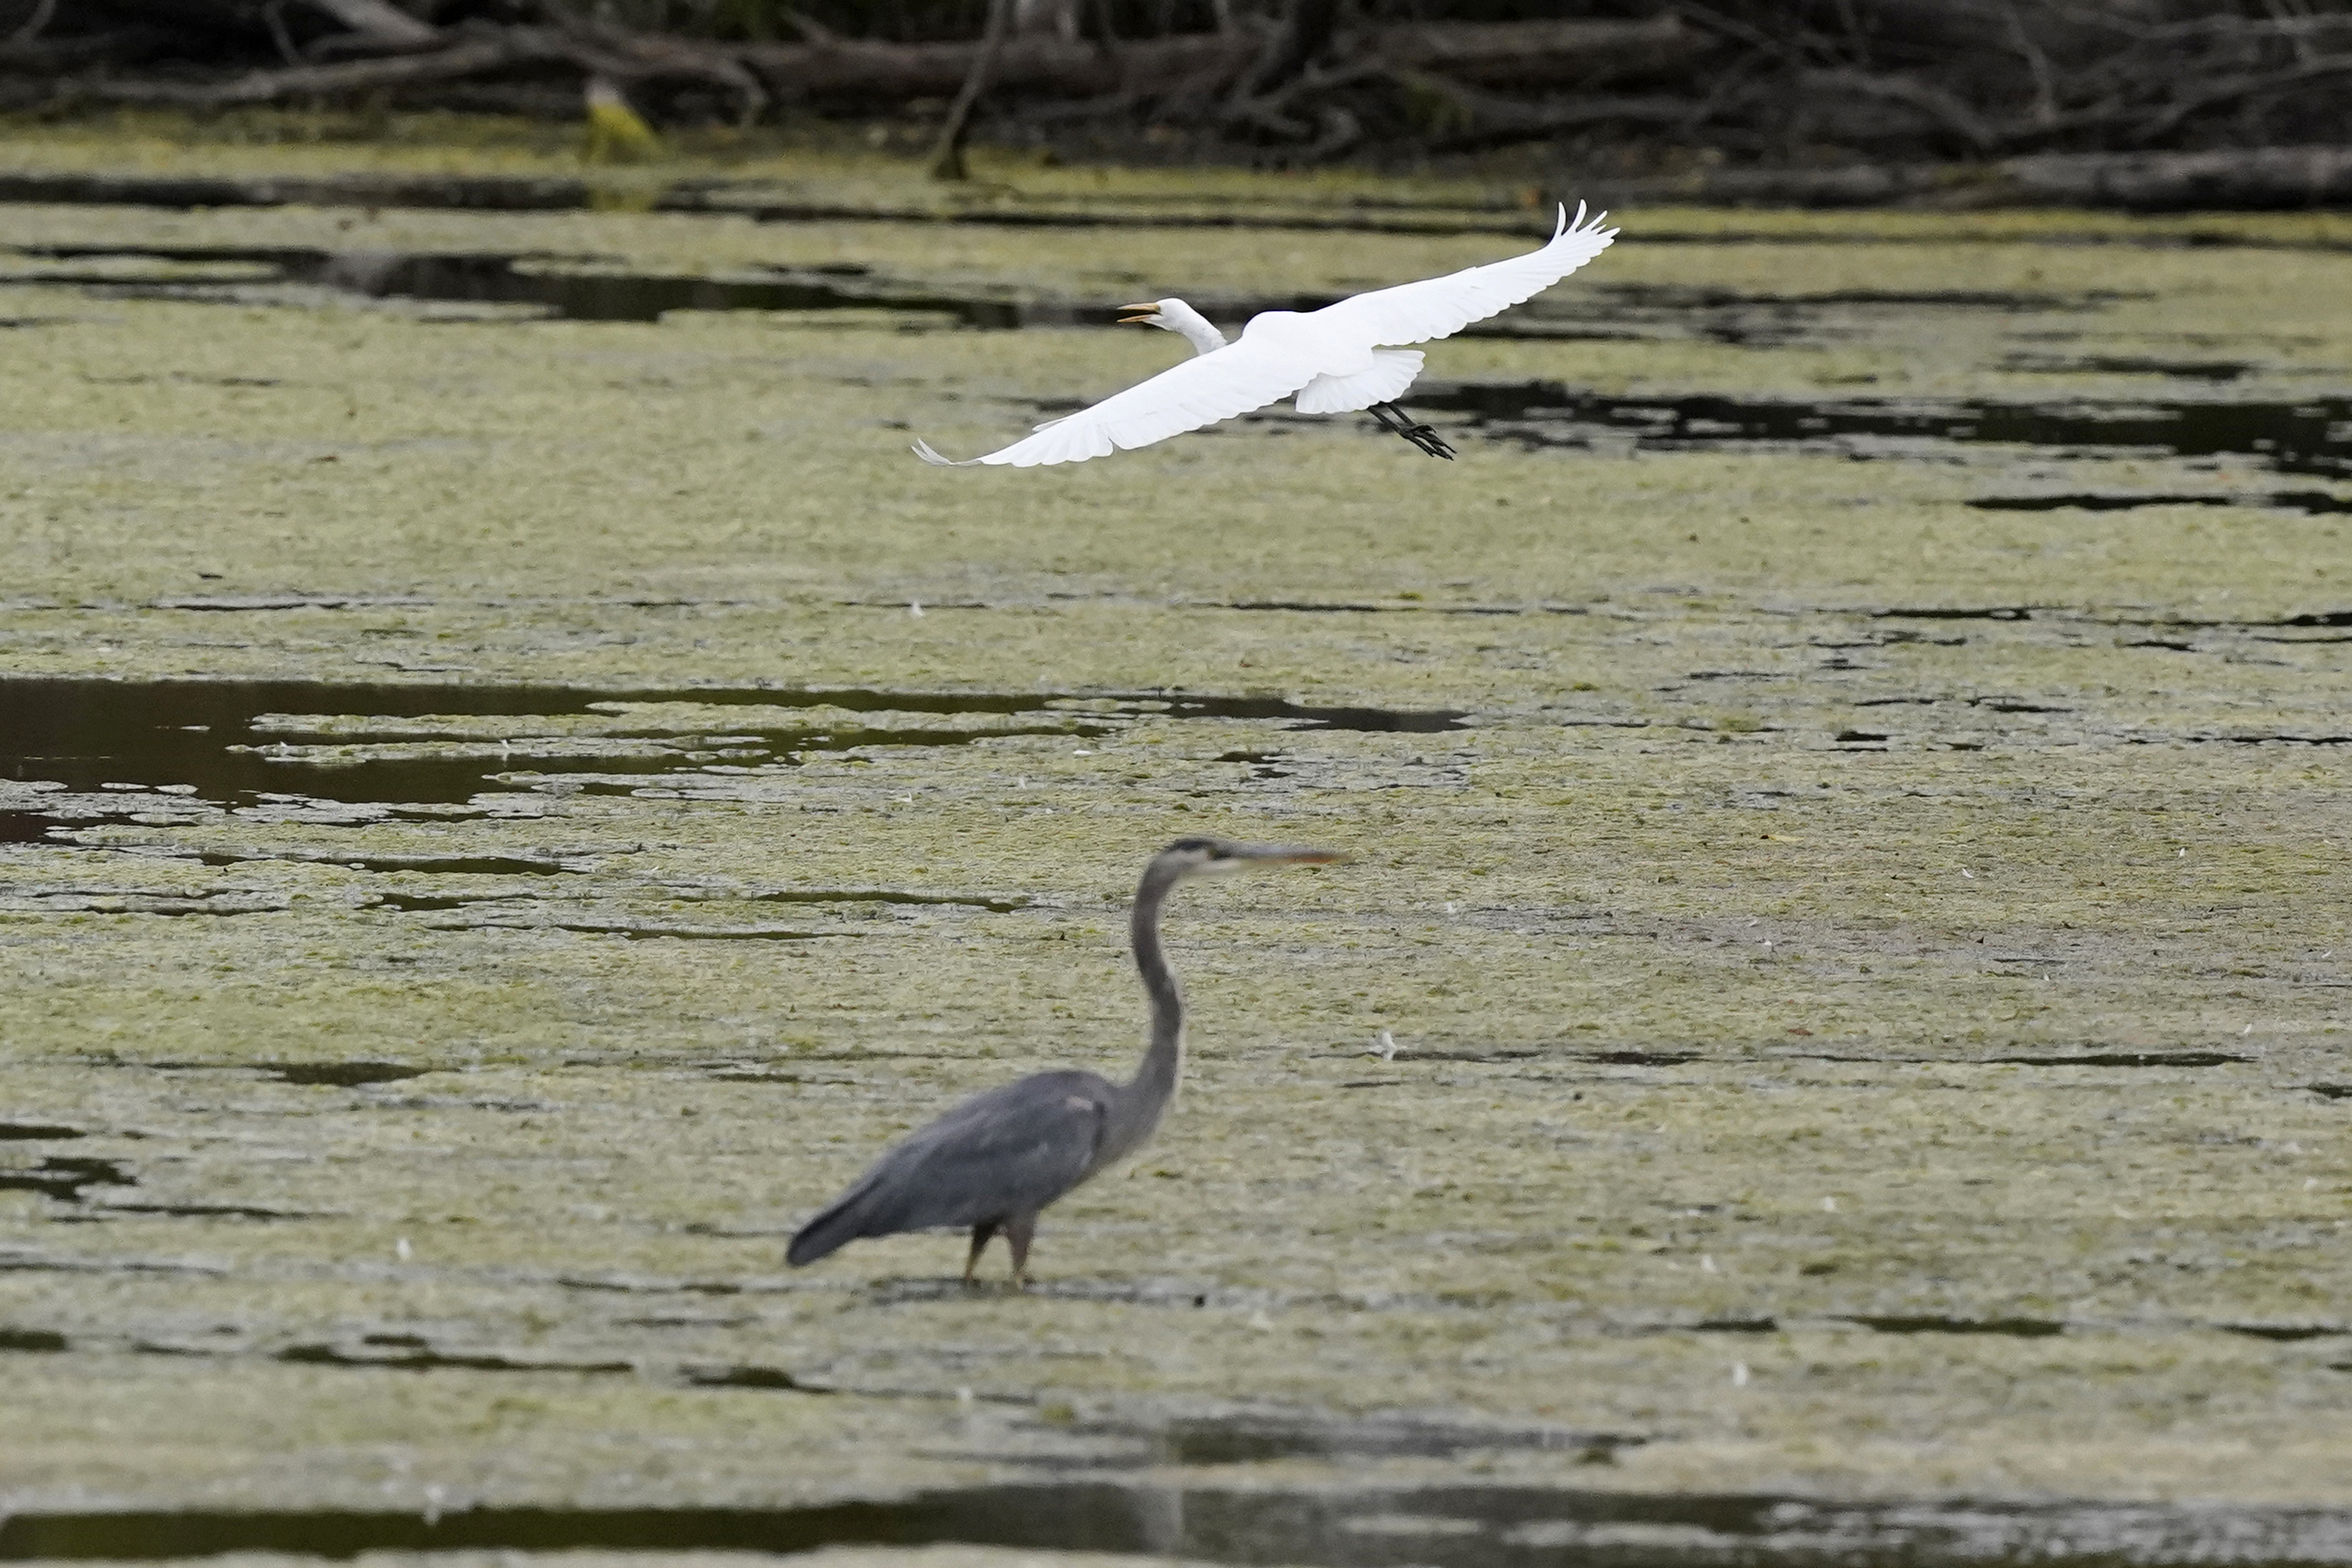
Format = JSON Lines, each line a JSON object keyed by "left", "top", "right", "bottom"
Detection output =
{"left": 786, "top": 838, "right": 1343, "bottom": 1286}
{"left": 912, "top": 202, "right": 1615, "bottom": 467}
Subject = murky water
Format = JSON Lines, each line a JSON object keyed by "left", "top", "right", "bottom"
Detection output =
{"left": 2, "top": 146, "right": 2349, "bottom": 1553}
{"left": 9, "top": 1482, "right": 2352, "bottom": 1566}
{"left": 0, "top": 676, "right": 1459, "bottom": 809}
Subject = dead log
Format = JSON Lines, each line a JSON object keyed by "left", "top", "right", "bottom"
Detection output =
{"left": 1366, "top": 15, "right": 1695, "bottom": 92}
{"left": 307, "top": 0, "right": 437, "bottom": 48}
{"left": 1576, "top": 145, "right": 2352, "bottom": 212}
{"left": 82, "top": 32, "right": 562, "bottom": 105}
{"left": 742, "top": 15, "right": 1702, "bottom": 105}
{"left": 1982, "top": 145, "right": 2352, "bottom": 211}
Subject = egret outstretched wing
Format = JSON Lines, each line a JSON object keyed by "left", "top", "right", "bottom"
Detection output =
{"left": 915, "top": 338, "right": 1316, "bottom": 468}
{"left": 1316, "top": 202, "right": 1616, "bottom": 349}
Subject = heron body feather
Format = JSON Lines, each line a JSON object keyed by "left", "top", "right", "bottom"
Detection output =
{"left": 784, "top": 1069, "right": 1112, "bottom": 1266}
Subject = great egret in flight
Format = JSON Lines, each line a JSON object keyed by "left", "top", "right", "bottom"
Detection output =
{"left": 912, "top": 202, "right": 1614, "bottom": 468}
{"left": 786, "top": 838, "right": 1343, "bottom": 1286}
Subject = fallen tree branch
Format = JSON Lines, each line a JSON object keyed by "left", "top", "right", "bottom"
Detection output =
{"left": 1430, "top": 92, "right": 1713, "bottom": 154}
{"left": 82, "top": 32, "right": 554, "bottom": 105}
{"left": 742, "top": 15, "right": 1702, "bottom": 105}
{"left": 1579, "top": 144, "right": 2352, "bottom": 212}
{"left": 927, "top": 0, "right": 1012, "bottom": 179}
{"left": 2127, "top": 54, "right": 2352, "bottom": 147}
{"left": 306, "top": 0, "right": 437, "bottom": 48}
{"left": 1802, "top": 66, "right": 1998, "bottom": 152}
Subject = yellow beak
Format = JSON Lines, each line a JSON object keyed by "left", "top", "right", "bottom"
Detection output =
{"left": 1118, "top": 302, "right": 1159, "bottom": 324}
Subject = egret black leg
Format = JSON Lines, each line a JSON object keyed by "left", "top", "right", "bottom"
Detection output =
{"left": 963, "top": 1220, "right": 999, "bottom": 1284}
{"left": 1003, "top": 1213, "right": 1038, "bottom": 1289}
{"left": 1369, "top": 401, "right": 1456, "bottom": 460}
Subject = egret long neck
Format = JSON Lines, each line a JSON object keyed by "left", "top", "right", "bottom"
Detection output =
{"left": 1111, "top": 859, "right": 1187, "bottom": 1156}
{"left": 1158, "top": 300, "right": 1229, "bottom": 358}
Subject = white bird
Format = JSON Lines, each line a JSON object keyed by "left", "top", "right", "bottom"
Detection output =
{"left": 912, "top": 202, "right": 1616, "bottom": 469}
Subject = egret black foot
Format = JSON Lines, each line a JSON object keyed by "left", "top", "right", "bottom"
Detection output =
{"left": 1400, "top": 422, "right": 1456, "bottom": 459}
{"left": 1369, "top": 402, "right": 1456, "bottom": 460}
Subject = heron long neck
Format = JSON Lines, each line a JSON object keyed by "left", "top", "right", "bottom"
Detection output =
{"left": 1112, "top": 859, "right": 1187, "bottom": 1155}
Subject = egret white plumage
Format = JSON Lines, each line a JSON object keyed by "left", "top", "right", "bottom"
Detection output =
{"left": 912, "top": 202, "right": 1616, "bottom": 469}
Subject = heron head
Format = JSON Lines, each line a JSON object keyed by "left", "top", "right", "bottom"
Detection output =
{"left": 1157, "top": 837, "right": 1345, "bottom": 878}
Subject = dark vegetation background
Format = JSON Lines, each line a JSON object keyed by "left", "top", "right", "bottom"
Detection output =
{"left": 6, "top": 0, "right": 2352, "bottom": 190}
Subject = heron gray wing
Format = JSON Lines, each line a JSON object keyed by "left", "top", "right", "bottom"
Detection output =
{"left": 786, "top": 1070, "right": 1114, "bottom": 1264}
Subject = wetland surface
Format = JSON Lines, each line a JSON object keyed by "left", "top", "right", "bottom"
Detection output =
{"left": 1, "top": 128, "right": 2349, "bottom": 1565}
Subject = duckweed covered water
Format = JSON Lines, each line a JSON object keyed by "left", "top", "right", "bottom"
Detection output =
{"left": 1, "top": 126, "right": 2348, "bottom": 1558}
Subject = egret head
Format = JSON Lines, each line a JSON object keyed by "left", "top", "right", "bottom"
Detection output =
{"left": 1119, "top": 299, "right": 1182, "bottom": 329}
{"left": 1117, "top": 298, "right": 1227, "bottom": 356}
{"left": 1153, "top": 837, "right": 1345, "bottom": 880}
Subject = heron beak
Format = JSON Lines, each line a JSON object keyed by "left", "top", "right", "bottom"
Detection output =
{"left": 1117, "top": 302, "right": 1159, "bottom": 325}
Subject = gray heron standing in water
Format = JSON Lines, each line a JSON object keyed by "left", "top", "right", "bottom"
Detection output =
{"left": 786, "top": 839, "right": 1343, "bottom": 1286}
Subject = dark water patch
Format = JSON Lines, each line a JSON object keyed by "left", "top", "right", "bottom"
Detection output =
{"left": 2308, "top": 1084, "right": 2352, "bottom": 1101}
{"left": 372, "top": 892, "right": 531, "bottom": 912}
{"left": 460, "top": 920, "right": 826, "bottom": 942}
{"left": 0, "top": 1251, "right": 221, "bottom": 1276}
{"left": 0, "top": 1122, "right": 85, "bottom": 1140}
{"left": 2276, "top": 610, "right": 2352, "bottom": 628}
{"left": 278, "top": 1343, "right": 633, "bottom": 1374}
{"left": 101, "top": 1202, "right": 317, "bottom": 1221}
{"left": 1202, "top": 599, "right": 1573, "bottom": 616}
{"left": 1590, "top": 1049, "right": 1702, "bottom": 1066}
{"left": 2003, "top": 354, "right": 2250, "bottom": 380}
{"left": 0, "top": 812, "right": 61, "bottom": 844}
{"left": 2223, "top": 1322, "right": 2349, "bottom": 1341}
{"left": 1691, "top": 1317, "right": 1779, "bottom": 1333}
{"left": 1608, "top": 284, "right": 2111, "bottom": 312}
{"left": 1412, "top": 384, "right": 2352, "bottom": 477}
{"left": 1215, "top": 750, "right": 1293, "bottom": 780}
{"left": 0, "top": 1156, "right": 134, "bottom": 1201}
{"left": 1974, "top": 489, "right": 2352, "bottom": 513}
{"left": 0, "top": 172, "right": 611, "bottom": 214}
{"left": 696, "top": 886, "right": 1024, "bottom": 911}
{"left": 12, "top": 1482, "right": 2352, "bottom": 1566}
{"left": 267, "top": 1062, "right": 430, "bottom": 1087}
{"left": 1108, "top": 1414, "right": 1632, "bottom": 1468}
{"left": 311, "top": 251, "right": 1023, "bottom": 328}
{"left": 2204, "top": 732, "right": 2352, "bottom": 746}
{"left": 0, "top": 676, "right": 1462, "bottom": 815}
{"left": 1875, "top": 606, "right": 2037, "bottom": 620}
{"left": 1987, "top": 1051, "right": 2247, "bottom": 1067}
{"left": 558, "top": 1273, "right": 749, "bottom": 1294}
{"left": 11, "top": 243, "right": 1020, "bottom": 329}
{"left": 0, "top": 1326, "right": 68, "bottom": 1353}
{"left": 188, "top": 849, "right": 584, "bottom": 876}
{"left": 0, "top": 171, "right": 1562, "bottom": 236}
{"left": 682, "top": 1363, "right": 821, "bottom": 1391}
{"left": 1834, "top": 730, "right": 1890, "bottom": 745}
{"left": 1847, "top": 1315, "right": 2066, "bottom": 1337}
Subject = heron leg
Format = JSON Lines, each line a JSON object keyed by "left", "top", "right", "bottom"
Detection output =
{"left": 1003, "top": 1213, "right": 1038, "bottom": 1289}
{"left": 963, "top": 1220, "right": 999, "bottom": 1285}
{"left": 1369, "top": 402, "right": 1456, "bottom": 461}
